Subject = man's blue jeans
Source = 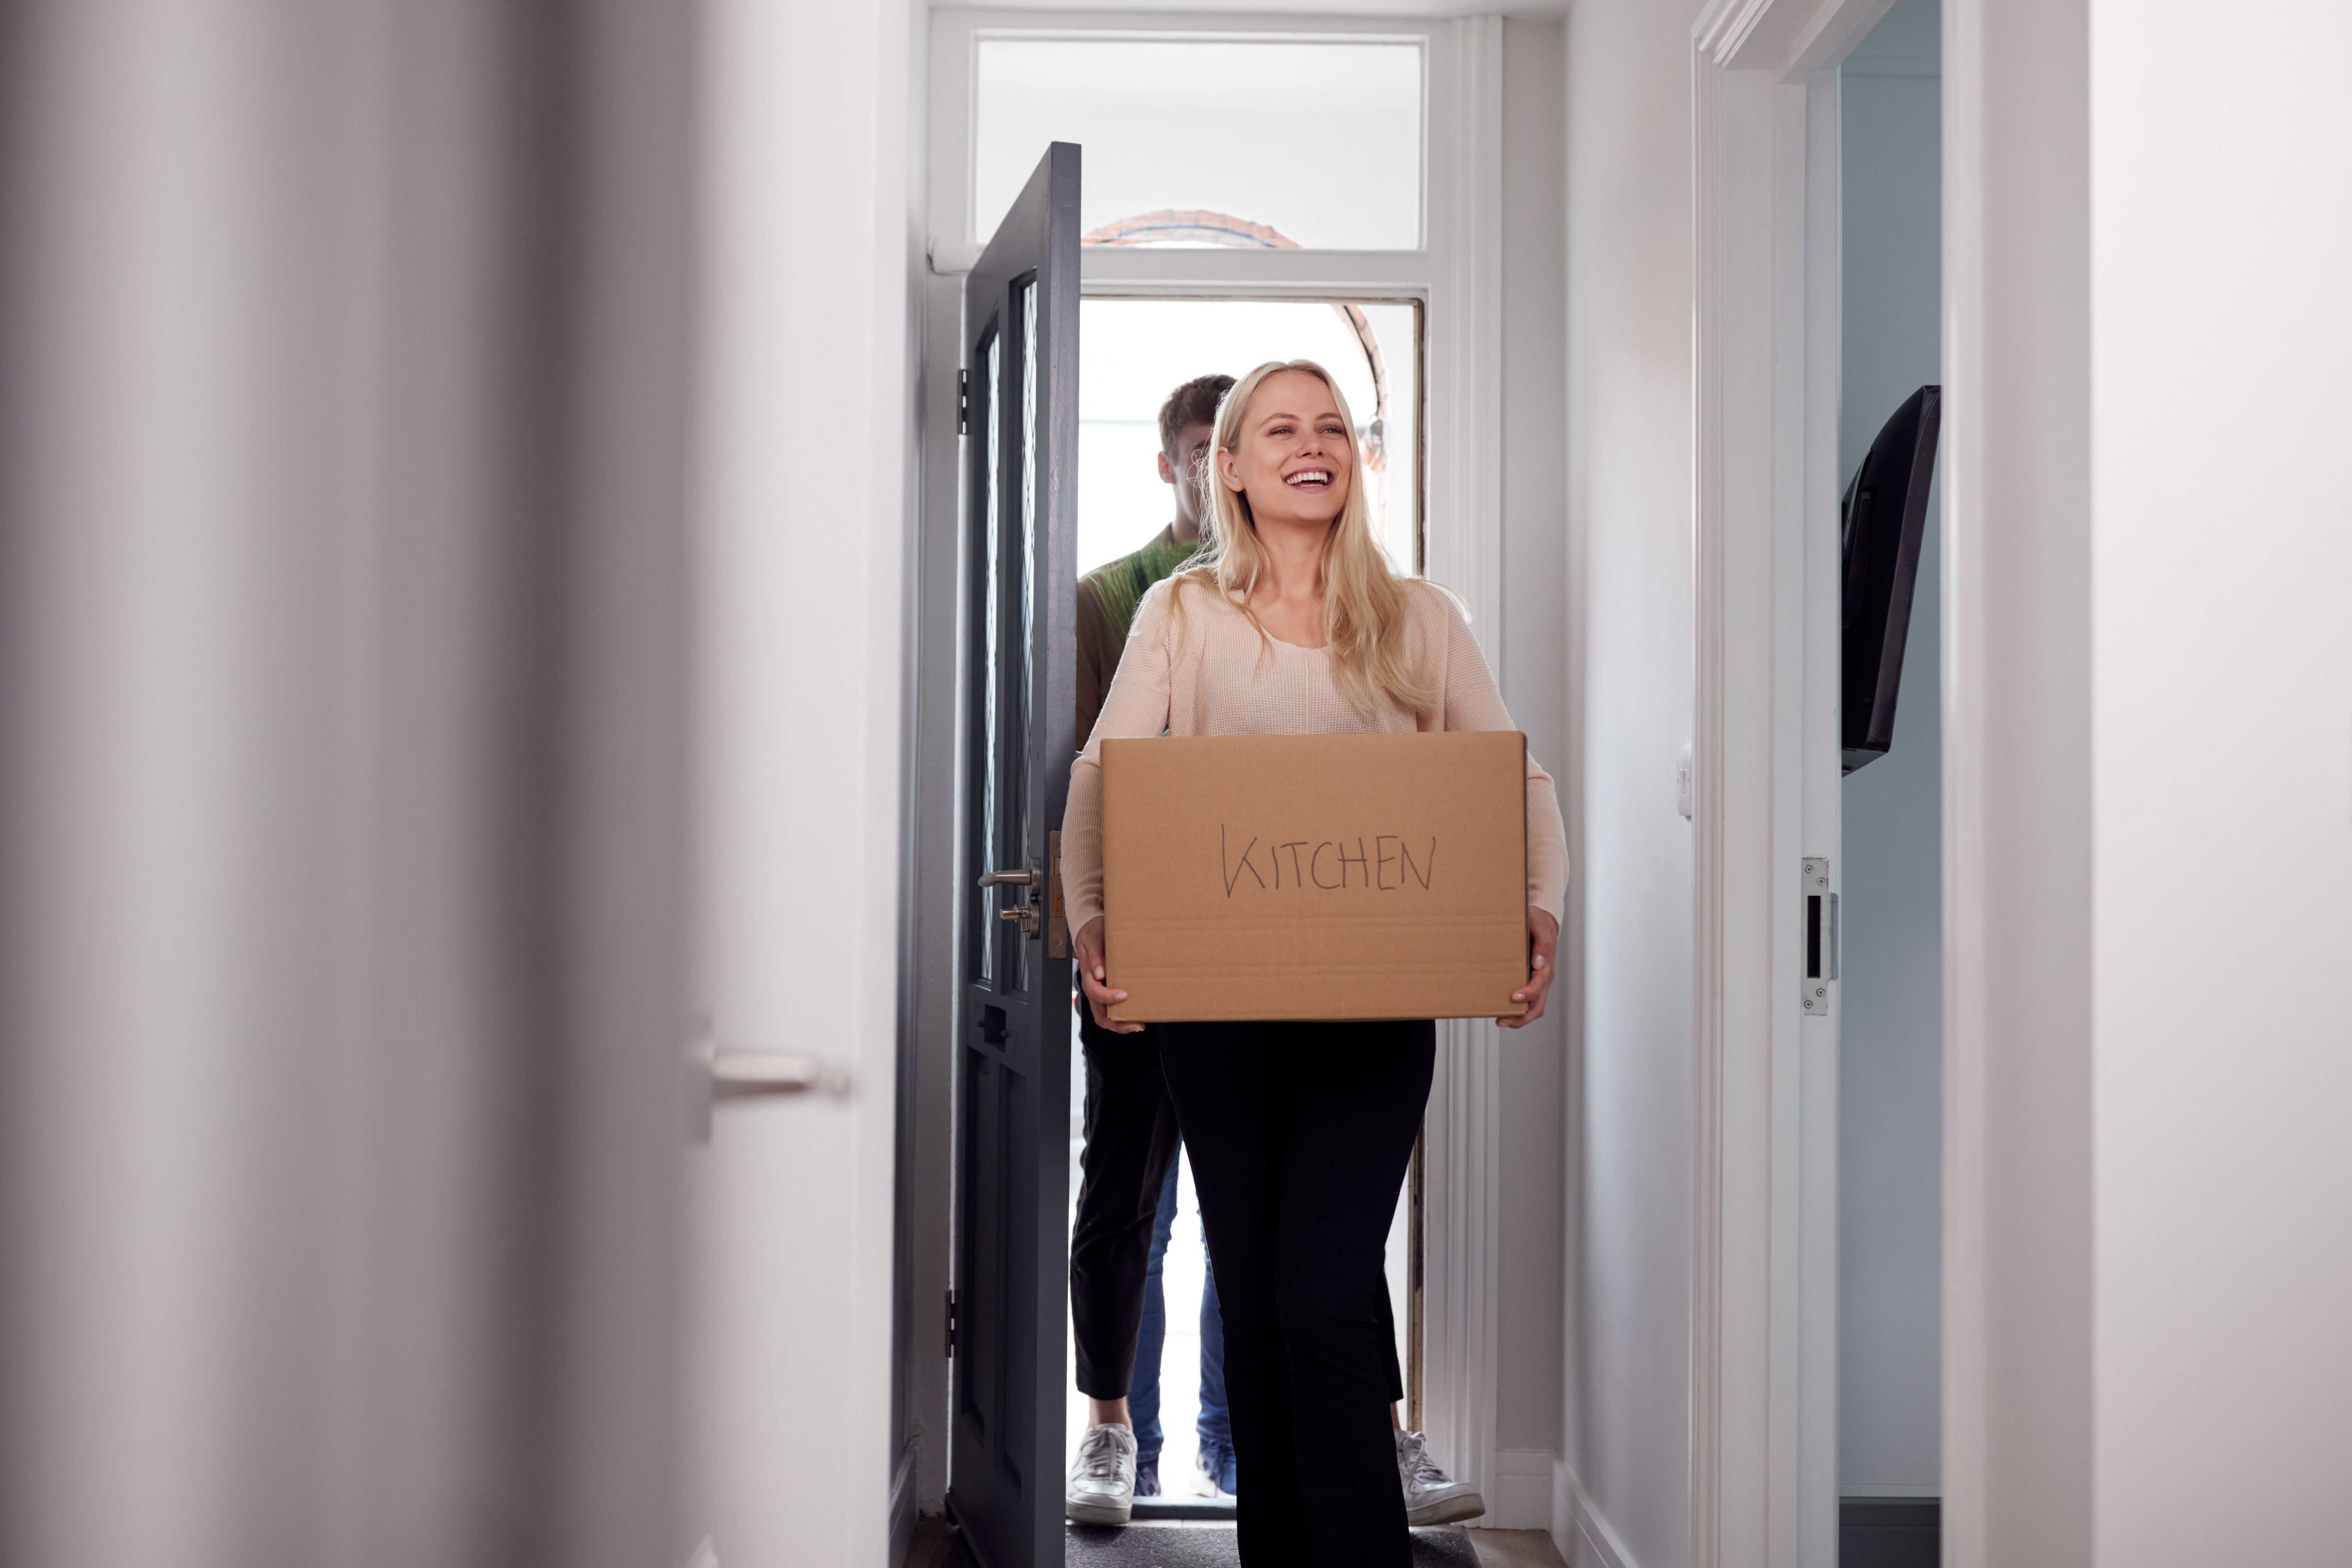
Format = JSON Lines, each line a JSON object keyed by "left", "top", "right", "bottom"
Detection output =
{"left": 1126, "top": 1148, "right": 1231, "bottom": 1465}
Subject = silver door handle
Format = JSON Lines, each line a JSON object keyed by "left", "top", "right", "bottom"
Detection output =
{"left": 683, "top": 1032, "right": 851, "bottom": 1144}
{"left": 979, "top": 862, "right": 1043, "bottom": 936}
{"left": 705, "top": 1047, "right": 845, "bottom": 1094}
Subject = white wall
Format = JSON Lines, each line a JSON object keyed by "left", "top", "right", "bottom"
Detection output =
{"left": 0, "top": 4, "right": 690, "bottom": 1563}
{"left": 2089, "top": 1, "right": 2352, "bottom": 1562}
{"left": 1561, "top": 1, "right": 1703, "bottom": 1562}
{"left": 1496, "top": 13, "right": 1569, "bottom": 1468}
{"left": 1946, "top": 4, "right": 2352, "bottom": 1560}
{"left": 1835, "top": 0, "right": 1942, "bottom": 1501}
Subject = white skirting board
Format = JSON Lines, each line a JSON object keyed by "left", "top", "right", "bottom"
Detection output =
{"left": 1549, "top": 1455, "right": 1640, "bottom": 1568}
{"left": 1488, "top": 1449, "right": 1560, "bottom": 1530}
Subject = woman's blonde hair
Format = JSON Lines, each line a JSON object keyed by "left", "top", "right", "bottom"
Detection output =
{"left": 1169, "top": 358, "right": 1432, "bottom": 716}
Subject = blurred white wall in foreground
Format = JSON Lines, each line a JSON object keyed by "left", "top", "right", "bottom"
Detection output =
{"left": 0, "top": 2, "right": 693, "bottom": 1563}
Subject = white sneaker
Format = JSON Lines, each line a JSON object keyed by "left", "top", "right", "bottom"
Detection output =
{"left": 1396, "top": 1429, "right": 1485, "bottom": 1526}
{"left": 1066, "top": 1422, "right": 1138, "bottom": 1526}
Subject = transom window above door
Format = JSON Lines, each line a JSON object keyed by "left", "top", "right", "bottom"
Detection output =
{"left": 932, "top": 12, "right": 1504, "bottom": 691}
{"left": 971, "top": 37, "right": 1426, "bottom": 251}
{"left": 1079, "top": 297, "right": 1421, "bottom": 574}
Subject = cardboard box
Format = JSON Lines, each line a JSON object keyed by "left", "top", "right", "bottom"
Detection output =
{"left": 1101, "top": 731, "right": 1529, "bottom": 1023}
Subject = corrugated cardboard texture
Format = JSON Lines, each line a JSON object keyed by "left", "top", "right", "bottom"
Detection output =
{"left": 1102, "top": 731, "right": 1529, "bottom": 1022}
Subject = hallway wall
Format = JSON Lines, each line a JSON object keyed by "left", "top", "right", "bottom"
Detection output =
{"left": 1559, "top": 0, "right": 1706, "bottom": 1562}
{"left": 0, "top": 2, "right": 693, "bottom": 1561}
{"left": 1940, "top": 0, "right": 2352, "bottom": 1559}
{"left": 2087, "top": 1, "right": 2352, "bottom": 1560}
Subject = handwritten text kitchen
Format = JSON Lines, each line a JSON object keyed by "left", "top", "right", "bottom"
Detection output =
{"left": 1218, "top": 825, "right": 1438, "bottom": 897}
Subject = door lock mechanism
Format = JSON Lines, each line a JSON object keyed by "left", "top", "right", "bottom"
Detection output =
{"left": 979, "top": 861, "right": 1043, "bottom": 937}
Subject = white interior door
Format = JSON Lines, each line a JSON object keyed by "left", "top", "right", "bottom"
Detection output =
{"left": 677, "top": 0, "right": 914, "bottom": 1562}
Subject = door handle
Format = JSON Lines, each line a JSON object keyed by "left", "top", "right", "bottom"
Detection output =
{"left": 682, "top": 1030, "right": 851, "bottom": 1144}
{"left": 979, "top": 862, "right": 1043, "bottom": 935}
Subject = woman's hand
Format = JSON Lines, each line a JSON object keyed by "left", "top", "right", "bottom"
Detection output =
{"left": 1074, "top": 917, "right": 1142, "bottom": 1034}
{"left": 1498, "top": 907, "right": 1559, "bottom": 1029}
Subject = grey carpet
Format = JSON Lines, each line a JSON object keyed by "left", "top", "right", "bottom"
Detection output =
{"left": 944, "top": 1523, "right": 1480, "bottom": 1567}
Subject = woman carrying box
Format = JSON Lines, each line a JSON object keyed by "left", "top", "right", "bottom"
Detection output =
{"left": 1060, "top": 359, "right": 1569, "bottom": 1567}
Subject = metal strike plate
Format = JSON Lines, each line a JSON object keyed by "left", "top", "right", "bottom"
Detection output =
{"left": 1802, "top": 855, "right": 1835, "bottom": 1015}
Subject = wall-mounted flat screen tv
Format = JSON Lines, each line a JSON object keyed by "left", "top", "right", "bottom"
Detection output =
{"left": 1841, "top": 384, "right": 1942, "bottom": 774}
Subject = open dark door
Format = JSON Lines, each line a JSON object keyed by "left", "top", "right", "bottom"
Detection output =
{"left": 948, "top": 142, "right": 1080, "bottom": 1568}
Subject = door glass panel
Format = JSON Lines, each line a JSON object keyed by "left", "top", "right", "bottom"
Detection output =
{"left": 1014, "top": 277, "right": 1041, "bottom": 996}
{"left": 973, "top": 39, "right": 1424, "bottom": 251}
{"left": 974, "top": 324, "right": 1003, "bottom": 986}
{"left": 1077, "top": 296, "right": 1421, "bottom": 573}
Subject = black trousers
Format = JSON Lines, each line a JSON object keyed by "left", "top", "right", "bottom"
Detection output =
{"left": 1069, "top": 1007, "right": 1182, "bottom": 1399}
{"left": 1157, "top": 1018, "right": 1435, "bottom": 1568}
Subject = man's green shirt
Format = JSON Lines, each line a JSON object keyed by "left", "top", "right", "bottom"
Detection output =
{"left": 1075, "top": 525, "right": 1200, "bottom": 744}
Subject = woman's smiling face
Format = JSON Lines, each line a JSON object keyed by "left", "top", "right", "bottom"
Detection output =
{"left": 1216, "top": 368, "right": 1354, "bottom": 532}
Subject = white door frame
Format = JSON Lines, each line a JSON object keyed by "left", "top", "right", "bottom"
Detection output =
{"left": 1687, "top": 2, "right": 1896, "bottom": 1564}
{"left": 907, "top": 7, "right": 1514, "bottom": 1520}
{"left": 1934, "top": 1, "right": 2095, "bottom": 1563}
{"left": 1692, "top": 4, "right": 2098, "bottom": 1565}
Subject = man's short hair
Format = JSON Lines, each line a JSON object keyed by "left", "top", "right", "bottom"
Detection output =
{"left": 1158, "top": 373, "right": 1236, "bottom": 460}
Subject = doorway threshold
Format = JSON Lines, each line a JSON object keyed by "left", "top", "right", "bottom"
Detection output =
{"left": 1128, "top": 1496, "right": 1236, "bottom": 1522}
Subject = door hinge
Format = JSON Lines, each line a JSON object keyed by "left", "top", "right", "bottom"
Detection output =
{"left": 1802, "top": 856, "right": 1837, "bottom": 1015}
{"left": 945, "top": 1289, "right": 957, "bottom": 1359}
{"left": 957, "top": 368, "right": 969, "bottom": 435}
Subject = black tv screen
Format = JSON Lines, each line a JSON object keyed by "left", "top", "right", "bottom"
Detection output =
{"left": 1840, "top": 384, "right": 1942, "bottom": 774}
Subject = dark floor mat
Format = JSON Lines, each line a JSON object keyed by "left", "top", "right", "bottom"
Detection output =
{"left": 944, "top": 1522, "right": 1479, "bottom": 1567}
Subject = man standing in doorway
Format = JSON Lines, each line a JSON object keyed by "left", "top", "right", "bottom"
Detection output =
{"left": 1065, "top": 373, "right": 1235, "bottom": 1528}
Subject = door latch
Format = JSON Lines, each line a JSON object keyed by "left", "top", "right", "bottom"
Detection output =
{"left": 1802, "top": 856, "right": 1837, "bottom": 1015}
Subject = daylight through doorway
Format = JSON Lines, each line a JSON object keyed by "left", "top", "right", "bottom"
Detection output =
{"left": 1064, "top": 294, "right": 1421, "bottom": 1505}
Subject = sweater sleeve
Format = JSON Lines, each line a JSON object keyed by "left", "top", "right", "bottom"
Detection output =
{"left": 1061, "top": 579, "right": 1179, "bottom": 934}
{"left": 1426, "top": 587, "right": 1570, "bottom": 926}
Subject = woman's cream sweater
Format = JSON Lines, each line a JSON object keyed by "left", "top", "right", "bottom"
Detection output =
{"left": 1061, "top": 574, "right": 1569, "bottom": 935}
